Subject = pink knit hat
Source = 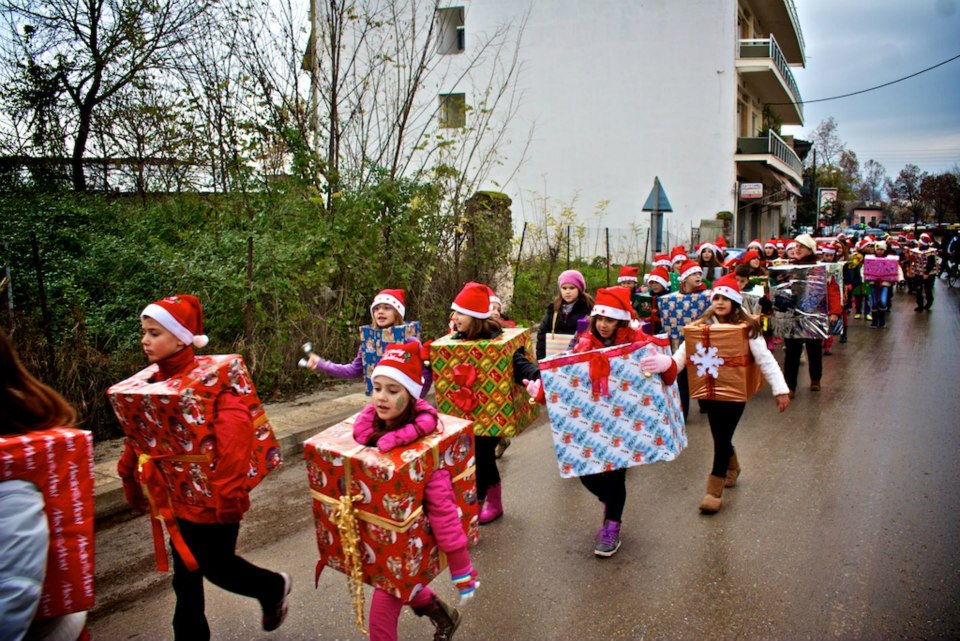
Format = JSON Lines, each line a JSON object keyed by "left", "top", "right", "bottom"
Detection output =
{"left": 558, "top": 269, "right": 586, "bottom": 293}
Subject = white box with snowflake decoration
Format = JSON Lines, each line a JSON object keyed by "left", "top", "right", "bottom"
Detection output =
{"left": 683, "top": 320, "right": 763, "bottom": 402}
{"left": 538, "top": 336, "right": 687, "bottom": 478}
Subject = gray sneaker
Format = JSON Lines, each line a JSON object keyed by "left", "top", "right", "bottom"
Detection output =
{"left": 495, "top": 438, "right": 512, "bottom": 459}
{"left": 594, "top": 519, "right": 622, "bottom": 557}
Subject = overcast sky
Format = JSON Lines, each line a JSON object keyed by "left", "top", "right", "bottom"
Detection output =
{"left": 781, "top": 0, "right": 960, "bottom": 180}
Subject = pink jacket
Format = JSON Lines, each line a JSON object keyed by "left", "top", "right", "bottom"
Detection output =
{"left": 351, "top": 400, "right": 466, "bottom": 553}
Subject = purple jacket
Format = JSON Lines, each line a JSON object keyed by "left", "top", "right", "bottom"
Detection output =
{"left": 352, "top": 400, "right": 466, "bottom": 552}
{"left": 314, "top": 346, "right": 433, "bottom": 398}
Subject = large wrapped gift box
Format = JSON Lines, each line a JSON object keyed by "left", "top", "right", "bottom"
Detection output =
{"left": 768, "top": 264, "right": 833, "bottom": 339}
{"left": 863, "top": 256, "right": 899, "bottom": 282}
{"left": 304, "top": 414, "right": 478, "bottom": 601}
{"left": 430, "top": 327, "right": 538, "bottom": 437}
{"left": 659, "top": 291, "right": 712, "bottom": 339}
{"left": 631, "top": 292, "right": 654, "bottom": 320}
{"left": 107, "top": 355, "right": 282, "bottom": 513}
{"left": 909, "top": 248, "right": 939, "bottom": 275}
{"left": 740, "top": 285, "right": 766, "bottom": 315}
{"left": 0, "top": 427, "right": 95, "bottom": 619}
{"left": 683, "top": 321, "right": 763, "bottom": 402}
{"left": 360, "top": 322, "right": 421, "bottom": 395}
{"left": 539, "top": 336, "right": 686, "bottom": 478}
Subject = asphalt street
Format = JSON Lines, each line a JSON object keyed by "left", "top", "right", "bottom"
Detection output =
{"left": 89, "top": 282, "right": 960, "bottom": 641}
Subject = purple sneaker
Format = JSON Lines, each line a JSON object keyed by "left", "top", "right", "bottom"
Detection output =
{"left": 594, "top": 520, "right": 622, "bottom": 557}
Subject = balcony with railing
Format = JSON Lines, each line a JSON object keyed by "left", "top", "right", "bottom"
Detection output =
{"left": 741, "top": 0, "right": 805, "bottom": 65}
{"left": 737, "top": 35, "right": 803, "bottom": 125}
{"left": 735, "top": 130, "right": 803, "bottom": 185}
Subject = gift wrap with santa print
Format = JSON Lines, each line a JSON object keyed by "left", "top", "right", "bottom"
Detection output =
{"left": 430, "top": 327, "right": 539, "bottom": 438}
{"left": 0, "top": 427, "right": 95, "bottom": 619}
{"left": 106, "top": 354, "right": 282, "bottom": 511}
{"left": 538, "top": 336, "right": 686, "bottom": 479}
{"left": 658, "top": 291, "right": 712, "bottom": 340}
{"left": 359, "top": 321, "right": 421, "bottom": 395}
{"left": 768, "top": 264, "right": 832, "bottom": 339}
{"left": 304, "top": 414, "right": 478, "bottom": 601}
{"left": 683, "top": 321, "right": 764, "bottom": 403}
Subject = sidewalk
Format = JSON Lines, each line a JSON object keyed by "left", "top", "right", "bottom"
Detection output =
{"left": 93, "top": 381, "right": 371, "bottom": 519}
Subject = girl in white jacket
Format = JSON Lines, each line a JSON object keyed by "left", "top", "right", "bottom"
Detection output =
{"left": 641, "top": 274, "right": 790, "bottom": 513}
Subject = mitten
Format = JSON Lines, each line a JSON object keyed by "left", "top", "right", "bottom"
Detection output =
{"left": 447, "top": 547, "right": 478, "bottom": 604}
{"left": 639, "top": 352, "right": 673, "bottom": 374}
{"left": 376, "top": 427, "right": 419, "bottom": 452}
{"left": 122, "top": 478, "right": 148, "bottom": 513}
{"left": 523, "top": 378, "right": 542, "bottom": 398}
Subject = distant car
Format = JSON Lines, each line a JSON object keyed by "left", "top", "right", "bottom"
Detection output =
{"left": 864, "top": 227, "right": 886, "bottom": 238}
{"left": 877, "top": 223, "right": 889, "bottom": 231}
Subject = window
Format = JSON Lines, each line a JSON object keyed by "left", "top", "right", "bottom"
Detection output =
{"left": 436, "top": 6, "right": 465, "bottom": 55}
{"left": 439, "top": 93, "right": 466, "bottom": 128}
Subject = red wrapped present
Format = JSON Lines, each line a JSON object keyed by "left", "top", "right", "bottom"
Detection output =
{"left": 304, "top": 413, "right": 477, "bottom": 628}
{"left": 683, "top": 320, "right": 763, "bottom": 402}
{"left": 106, "top": 355, "right": 281, "bottom": 571}
{"left": 0, "top": 427, "right": 95, "bottom": 619}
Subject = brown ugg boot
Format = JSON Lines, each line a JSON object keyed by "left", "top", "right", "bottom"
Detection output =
{"left": 724, "top": 452, "right": 741, "bottom": 488}
{"left": 699, "top": 475, "right": 725, "bottom": 513}
{"left": 412, "top": 593, "right": 461, "bottom": 641}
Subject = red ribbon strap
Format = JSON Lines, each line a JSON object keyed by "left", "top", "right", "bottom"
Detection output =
{"left": 589, "top": 353, "right": 612, "bottom": 401}
{"left": 138, "top": 453, "right": 203, "bottom": 572}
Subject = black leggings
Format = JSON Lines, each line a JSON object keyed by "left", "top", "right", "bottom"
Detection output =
{"left": 677, "top": 367, "right": 690, "bottom": 420}
{"left": 171, "top": 519, "right": 285, "bottom": 641}
{"left": 701, "top": 400, "right": 746, "bottom": 478}
{"left": 783, "top": 338, "right": 823, "bottom": 390}
{"left": 915, "top": 275, "right": 935, "bottom": 308}
{"left": 475, "top": 435, "right": 501, "bottom": 501}
{"left": 578, "top": 468, "right": 627, "bottom": 522}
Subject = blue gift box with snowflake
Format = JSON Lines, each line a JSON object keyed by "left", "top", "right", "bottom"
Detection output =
{"left": 538, "top": 337, "right": 687, "bottom": 478}
{"left": 359, "top": 321, "right": 421, "bottom": 394}
{"left": 658, "top": 291, "right": 712, "bottom": 339}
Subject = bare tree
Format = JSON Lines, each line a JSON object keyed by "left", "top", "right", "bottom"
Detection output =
{"left": 811, "top": 116, "right": 845, "bottom": 169}
{"left": 859, "top": 159, "right": 886, "bottom": 204}
{"left": 887, "top": 164, "right": 927, "bottom": 223}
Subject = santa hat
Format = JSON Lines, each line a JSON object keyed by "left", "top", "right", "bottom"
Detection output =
{"left": 697, "top": 242, "right": 717, "bottom": 256}
{"left": 862, "top": 235, "right": 876, "bottom": 246}
{"left": 710, "top": 273, "right": 742, "bottom": 305}
{"left": 715, "top": 236, "right": 728, "bottom": 250}
{"left": 591, "top": 287, "right": 635, "bottom": 322}
{"left": 821, "top": 245, "right": 837, "bottom": 255}
{"left": 678, "top": 260, "right": 702, "bottom": 282}
{"left": 764, "top": 240, "right": 777, "bottom": 250}
{"left": 141, "top": 295, "right": 209, "bottom": 348}
{"left": 486, "top": 286, "right": 502, "bottom": 308}
{"left": 919, "top": 232, "right": 932, "bottom": 246}
{"left": 451, "top": 282, "right": 492, "bottom": 319}
{"left": 747, "top": 239, "right": 763, "bottom": 251}
{"left": 875, "top": 240, "right": 888, "bottom": 253}
{"left": 647, "top": 266, "right": 670, "bottom": 290}
{"left": 558, "top": 269, "right": 586, "bottom": 292}
{"left": 670, "top": 245, "right": 688, "bottom": 264}
{"left": 742, "top": 250, "right": 760, "bottom": 263}
{"left": 618, "top": 265, "right": 639, "bottom": 283}
{"left": 370, "top": 289, "right": 406, "bottom": 319}
{"left": 371, "top": 341, "right": 423, "bottom": 398}
{"left": 653, "top": 253, "right": 672, "bottom": 268}
{"left": 775, "top": 239, "right": 786, "bottom": 249}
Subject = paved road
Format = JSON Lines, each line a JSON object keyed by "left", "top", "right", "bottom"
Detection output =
{"left": 89, "top": 282, "right": 960, "bottom": 640}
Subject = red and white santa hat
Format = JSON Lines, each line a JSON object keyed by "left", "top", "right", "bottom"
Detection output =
{"left": 742, "top": 250, "right": 761, "bottom": 263}
{"left": 670, "top": 245, "right": 688, "bottom": 264}
{"left": 487, "top": 286, "right": 502, "bottom": 308}
{"left": 618, "top": 265, "right": 639, "bottom": 283}
{"left": 678, "top": 259, "right": 702, "bottom": 282}
{"left": 591, "top": 287, "right": 635, "bottom": 321}
{"left": 451, "top": 281, "right": 492, "bottom": 319}
{"left": 697, "top": 242, "right": 717, "bottom": 256}
{"left": 647, "top": 266, "right": 670, "bottom": 290}
{"left": 775, "top": 238, "right": 786, "bottom": 249}
{"left": 919, "top": 232, "right": 932, "bottom": 246}
{"left": 141, "top": 294, "right": 209, "bottom": 348}
{"left": 715, "top": 236, "right": 728, "bottom": 251}
{"left": 710, "top": 273, "right": 742, "bottom": 305}
{"left": 653, "top": 253, "right": 672, "bottom": 268}
{"left": 747, "top": 239, "right": 763, "bottom": 251}
{"left": 370, "top": 289, "right": 406, "bottom": 319}
{"left": 862, "top": 235, "right": 876, "bottom": 246}
{"left": 764, "top": 239, "right": 777, "bottom": 250}
{"left": 371, "top": 341, "right": 423, "bottom": 398}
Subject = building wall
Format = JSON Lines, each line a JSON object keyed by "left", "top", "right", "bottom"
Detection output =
{"left": 449, "top": 0, "right": 741, "bottom": 248}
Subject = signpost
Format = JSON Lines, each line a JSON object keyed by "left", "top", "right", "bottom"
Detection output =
{"left": 642, "top": 176, "right": 673, "bottom": 254}
{"left": 817, "top": 187, "right": 838, "bottom": 230}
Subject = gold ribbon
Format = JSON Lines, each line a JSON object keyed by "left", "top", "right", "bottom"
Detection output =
{"left": 331, "top": 491, "right": 367, "bottom": 636}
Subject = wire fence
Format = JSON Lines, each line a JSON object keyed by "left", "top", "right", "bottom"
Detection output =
{"left": 515, "top": 221, "right": 699, "bottom": 267}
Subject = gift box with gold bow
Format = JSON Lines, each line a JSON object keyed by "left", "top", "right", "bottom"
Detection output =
{"left": 304, "top": 414, "right": 478, "bottom": 610}
{"left": 359, "top": 322, "right": 421, "bottom": 395}
{"left": 430, "top": 327, "right": 538, "bottom": 437}
{"left": 538, "top": 336, "right": 686, "bottom": 479}
{"left": 683, "top": 320, "right": 763, "bottom": 402}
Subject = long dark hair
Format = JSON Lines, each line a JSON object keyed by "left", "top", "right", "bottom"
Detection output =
{"left": 368, "top": 396, "right": 419, "bottom": 445}
{"left": 699, "top": 304, "right": 761, "bottom": 339}
{"left": 0, "top": 329, "right": 77, "bottom": 434}
{"left": 589, "top": 315, "right": 629, "bottom": 340}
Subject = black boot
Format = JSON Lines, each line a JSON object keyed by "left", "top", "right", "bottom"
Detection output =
{"left": 413, "top": 594, "right": 461, "bottom": 641}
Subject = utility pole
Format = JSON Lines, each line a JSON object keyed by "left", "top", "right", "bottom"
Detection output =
{"left": 309, "top": 0, "right": 320, "bottom": 151}
{"left": 811, "top": 148, "right": 817, "bottom": 232}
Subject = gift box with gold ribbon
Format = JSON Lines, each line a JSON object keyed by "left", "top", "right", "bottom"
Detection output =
{"left": 538, "top": 336, "right": 686, "bottom": 479}
{"left": 359, "top": 322, "right": 421, "bottom": 395}
{"left": 683, "top": 320, "right": 763, "bottom": 402}
{"left": 0, "top": 427, "right": 95, "bottom": 619}
{"left": 430, "top": 327, "right": 538, "bottom": 437}
{"left": 304, "top": 414, "right": 477, "bottom": 613}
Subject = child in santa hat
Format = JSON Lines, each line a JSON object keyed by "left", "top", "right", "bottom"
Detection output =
{"left": 351, "top": 342, "right": 477, "bottom": 641}
{"left": 763, "top": 240, "right": 779, "bottom": 262}
{"left": 445, "top": 282, "right": 541, "bottom": 526}
{"left": 488, "top": 286, "right": 516, "bottom": 329}
{"left": 868, "top": 241, "right": 904, "bottom": 328}
{"left": 697, "top": 243, "right": 724, "bottom": 286}
{"left": 117, "top": 295, "right": 292, "bottom": 639}
{"left": 641, "top": 274, "right": 790, "bottom": 513}
{"left": 305, "top": 289, "right": 431, "bottom": 398}
{"left": 617, "top": 265, "right": 640, "bottom": 291}
{"left": 643, "top": 266, "right": 672, "bottom": 334}
{"left": 913, "top": 233, "right": 938, "bottom": 312}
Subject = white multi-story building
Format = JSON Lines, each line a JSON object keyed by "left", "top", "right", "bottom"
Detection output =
{"left": 436, "top": 0, "right": 807, "bottom": 251}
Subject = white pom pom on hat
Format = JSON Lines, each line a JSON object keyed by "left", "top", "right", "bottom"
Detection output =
{"left": 142, "top": 294, "right": 209, "bottom": 349}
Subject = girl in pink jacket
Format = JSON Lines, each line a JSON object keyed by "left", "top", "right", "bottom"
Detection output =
{"left": 353, "top": 341, "right": 477, "bottom": 641}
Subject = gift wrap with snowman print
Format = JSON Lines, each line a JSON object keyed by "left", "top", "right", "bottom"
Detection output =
{"left": 430, "top": 327, "right": 539, "bottom": 437}
{"left": 658, "top": 291, "right": 712, "bottom": 340}
{"left": 538, "top": 336, "right": 686, "bottom": 478}
{"left": 768, "top": 264, "right": 838, "bottom": 339}
{"left": 107, "top": 355, "right": 282, "bottom": 516}
{"left": 360, "top": 321, "right": 421, "bottom": 394}
{"left": 304, "top": 414, "right": 478, "bottom": 602}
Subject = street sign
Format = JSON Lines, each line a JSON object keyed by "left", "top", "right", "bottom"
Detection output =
{"left": 740, "top": 183, "right": 763, "bottom": 199}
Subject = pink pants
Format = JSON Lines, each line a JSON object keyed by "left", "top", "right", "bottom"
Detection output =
{"left": 368, "top": 586, "right": 435, "bottom": 641}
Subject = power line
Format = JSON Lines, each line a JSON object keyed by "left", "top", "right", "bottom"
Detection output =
{"left": 769, "top": 52, "right": 960, "bottom": 106}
